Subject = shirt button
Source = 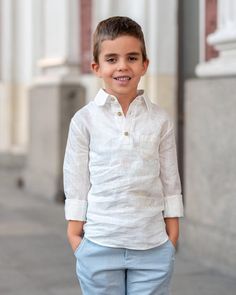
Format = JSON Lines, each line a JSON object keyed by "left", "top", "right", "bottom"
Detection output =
{"left": 124, "top": 131, "right": 129, "bottom": 136}
{"left": 117, "top": 111, "right": 122, "bottom": 116}
{"left": 111, "top": 97, "right": 115, "bottom": 101}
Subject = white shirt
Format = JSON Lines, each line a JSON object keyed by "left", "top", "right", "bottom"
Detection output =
{"left": 63, "top": 89, "right": 184, "bottom": 250}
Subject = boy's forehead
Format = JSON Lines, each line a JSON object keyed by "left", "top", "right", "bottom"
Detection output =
{"left": 100, "top": 36, "right": 143, "bottom": 55}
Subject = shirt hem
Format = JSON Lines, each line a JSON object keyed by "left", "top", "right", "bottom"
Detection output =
{"left": 84, "top": 235, "right": 169, "bottom": 251}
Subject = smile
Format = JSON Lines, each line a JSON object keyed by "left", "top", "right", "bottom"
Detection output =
{"left": 114, "top": 76, "right": 131, "bottom": 81}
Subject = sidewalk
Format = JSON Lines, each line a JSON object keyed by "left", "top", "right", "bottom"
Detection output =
{"left": 0, "top": 182, "right": 236, "bottom": 295}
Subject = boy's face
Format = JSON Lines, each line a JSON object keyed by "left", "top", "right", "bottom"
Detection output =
{"left": 92, "top": 36, "right": 149, "bottom": 100}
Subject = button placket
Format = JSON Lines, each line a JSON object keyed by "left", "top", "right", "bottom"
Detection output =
{"left": 122, "top": 112, "right": 133, "bottom": 145}
{"left": 123, "top": 121, "right": 129, "bottom": 141}
{"left": 123, "top": 102, "right": 137, "bottom": 140}
{"left": 110, "top": 98, "right": 137, "bottom": 144}
{"left": 111, "top": 102, "right": 125, "bottom": 136}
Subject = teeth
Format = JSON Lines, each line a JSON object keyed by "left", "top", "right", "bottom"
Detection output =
{"left": 115, "top": 76, "right": 131, "bottom": 81}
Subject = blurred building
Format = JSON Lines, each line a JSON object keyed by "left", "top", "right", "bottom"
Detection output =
{"left": 0, "top": 0, "right": 235, "bottom": 277}
{"left": 0, "top": 0, "right": 178, "bottom": 198}
{"left": 182, "top": 0, "right": 236, "bottom": 278}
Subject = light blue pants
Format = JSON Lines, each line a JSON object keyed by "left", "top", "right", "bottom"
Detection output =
{"left": 74, "top": 238, "right": 175, "bottom": 295}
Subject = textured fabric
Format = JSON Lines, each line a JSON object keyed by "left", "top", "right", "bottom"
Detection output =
{"left": 63, "top": 88, "right": 184, "bottom": 250}
{"left": 75, "top": 238, "right": 175, "bottom": 295}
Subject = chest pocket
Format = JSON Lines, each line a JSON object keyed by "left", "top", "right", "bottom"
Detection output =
{"left": 138, "top": 134, "right": 159, "bottom": 160}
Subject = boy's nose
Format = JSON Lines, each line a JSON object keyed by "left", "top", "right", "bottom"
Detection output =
{"left": 117, "top": 60, "right": 128, "bottom": 71}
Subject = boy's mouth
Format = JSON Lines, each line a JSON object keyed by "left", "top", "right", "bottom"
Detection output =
{"left": 114, "top": 76, "right": 131, "bottom": 81}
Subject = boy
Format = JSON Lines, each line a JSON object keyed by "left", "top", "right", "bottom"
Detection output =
{"left": 63, "top": 16, "right": 184, "bottom": 295}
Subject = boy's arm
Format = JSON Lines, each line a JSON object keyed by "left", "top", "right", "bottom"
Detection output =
{"left": 63, "top": 115, "right": 90, "bottom": 252}
{"left": 67, "top": 220, "right": 85, "bottom": 252}
{"left": 159, "top": 119, "right": 184, "bottom": 245}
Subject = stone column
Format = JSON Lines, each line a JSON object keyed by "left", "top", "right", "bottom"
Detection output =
{"left": 25, "top": 0, "right": 86, "bottom": 201}
{"left": 196, "top": 0, "right": 236, "bottom": 76}
{"left": 37, "top": 0, "right": 80, "bottom": 77}
{"left": 0, "top": 0, "right": 13, "bottom": 152}
{"left": 146, "top": 0, "right": 178, "bottom": 122}
{"left": 184, "top": 0, "right": 236, "bottom": 276}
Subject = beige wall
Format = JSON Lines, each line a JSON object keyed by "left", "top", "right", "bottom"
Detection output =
{"left": 144, "top": 74, "right": 177, "bottom": 120}
{"left": 0, "top": 83, "right": 28, "bottom": 152}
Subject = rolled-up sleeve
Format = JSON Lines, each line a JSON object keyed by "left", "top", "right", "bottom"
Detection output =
{"left": 159, "top": 120, "right": 184, "bottom": 218}
{"left": 63, "top": 114, "right": 90, "bottom": 221}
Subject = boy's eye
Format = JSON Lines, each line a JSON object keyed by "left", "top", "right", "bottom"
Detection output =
{"left": 106, "top": 58, "right": 117, "bottom": 63}
{"left": 128, "top": 56, "right": 138, "bottom": 62}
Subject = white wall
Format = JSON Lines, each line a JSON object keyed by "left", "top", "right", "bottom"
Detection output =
{"left": 0, "top": 0, "right": 41, "bottom": 151}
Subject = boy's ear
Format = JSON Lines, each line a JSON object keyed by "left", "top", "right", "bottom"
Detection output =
{"left": 91, "top": 62, "right": 101, "bottom": 77}
{"left": 142, "top": 59, "right": 149, "bottom": 76}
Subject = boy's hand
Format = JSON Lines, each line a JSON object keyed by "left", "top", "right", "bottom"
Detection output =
{"left": 169, "top": 236, "right": 178, "bottom": 248}
{"left": 164, "top": 217, "right": 179, "bottom": 249}
{"left": 69, "top": 235, "right": 83, "bottom": 252}
{"left": 67, "top": 220, "right": 85, "bottom": 252}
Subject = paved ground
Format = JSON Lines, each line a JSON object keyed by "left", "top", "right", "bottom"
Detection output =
{"left": 0, "top": 179, "right": 236, "bottom": 295}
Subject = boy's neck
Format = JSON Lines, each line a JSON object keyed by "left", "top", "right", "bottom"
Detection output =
{"left": 105, "top": 89, "right": 139, "bottom": 116}
{"left": 117, "top": 96, "right": 135, "bottom": 116}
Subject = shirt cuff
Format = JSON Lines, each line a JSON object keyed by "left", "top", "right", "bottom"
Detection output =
{"left": 163, "top": 194, "right": 184, "bottom": 217}
{"left": 65, "top": 199, "right": 88, "bottom": 221}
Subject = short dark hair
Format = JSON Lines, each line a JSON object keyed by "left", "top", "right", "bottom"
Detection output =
{"left": 93, "top": 16, "right": 148, "bottom": 63}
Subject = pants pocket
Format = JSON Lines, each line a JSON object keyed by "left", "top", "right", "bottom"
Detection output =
{"left": 168, "top": 239, "right": 176, "bottom": 254}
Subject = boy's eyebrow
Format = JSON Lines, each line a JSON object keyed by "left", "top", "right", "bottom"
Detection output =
{"left": 104, "top": 52, "right": 141, "bottom": 58}
{"left": 126, "top": 52, "right": 141, "bottom": 56}
{"left": 104, "top": 53, "right": 118, "bottom": 58}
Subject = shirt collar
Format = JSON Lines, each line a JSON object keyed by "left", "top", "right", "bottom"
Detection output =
{"left": 94, "top": 88, "right": 152, "bottom": 111}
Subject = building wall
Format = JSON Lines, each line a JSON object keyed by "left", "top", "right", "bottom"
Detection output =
{"left": 182, "top": 0, "right": 199, "bottom": 78}
{"left": 0, "top": 0, "right": 34, "bottom": 152}
{"left": 0, "top": 0, "right": 180, "bottom": 200}
{"left": 182, "top": 0, "right": 236, "bottom": 276}
{"left": 183, "top": 77, "right": 236, "bottom": 276}
{"left": 0, "top": 0, "right": 179, "bottom": 154}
